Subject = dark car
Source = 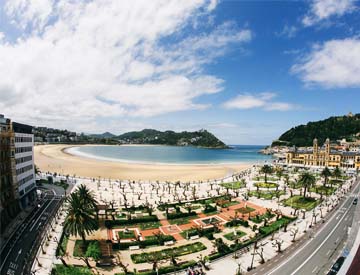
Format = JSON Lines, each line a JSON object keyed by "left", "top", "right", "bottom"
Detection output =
{"left": 354, "top": 198, "right": 358, "bottom": 205}
{"left": 327, "top": 256, "right": 345, "bottom": 275}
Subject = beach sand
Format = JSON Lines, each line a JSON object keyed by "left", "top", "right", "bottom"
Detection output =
{"left": 34, "top": 144, "right": 252, "bottom": 181}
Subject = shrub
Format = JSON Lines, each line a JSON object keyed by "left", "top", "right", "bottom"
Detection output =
{"left": 105, "top": 215, "right": 159, "bottom": 228}
{"left": 166, "top": 211, "right": 197, "bottom": 220}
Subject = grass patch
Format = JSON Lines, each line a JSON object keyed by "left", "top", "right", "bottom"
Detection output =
{"left": 254, "top": 182, "right": 279, "bottom": 189}
{"left": 259, "top": 216, "right": 295, "bottom": 236}
{"left": 236, "top": 206, "right": 255, "bottom": 214}
{"left": 56, "top": 233, "right": 69, "bottom": 256}
{"left": 250, "top": 212, "right": 275, "bottom": 224}
{"left": 119, "top": 230, "right": 136, "bottom": 239}
{"left": 253, "top": 176, "right": 278, "bottom": 182}
{"left": 223, "top": 230, "right": 246, "bottom": 241}
{"left": 220, "top": 181, "right": 246, "bottom": 189}
{"left": 282, "top": 195, "right": 320, "bottom": 211}
{"left": 52, "top": 265, "right": 93, "bottom": 275}
{"left": 73, "top": 240, "right": 99, "bottom": 257}
{"left": 168, "top": 216, "right": 195, "bottom": 225}
{"left": 131, "top": 242, "right": 206, "bottom": 263}
{"left": 222, "top": 200, "right": 240, "bottom": 208}
{"left": 310, "top": 185, "right": 336, "bottom": 195}
{"left": 249, "top": 190, "right": 285, "bottom": 200}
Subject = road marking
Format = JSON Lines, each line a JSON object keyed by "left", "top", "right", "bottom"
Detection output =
{"left": 289, "top": 205, "right": 352, "bottom": 275}
{"left": 30, "top": 198, "right": 54, "bottom": 231}
{"left": 267, "top": 180, "right": 359, "bottom": 275}
{"left": 335, "top": 237, "right": 340, "bottom": 243}
{"left": 326, "top": 250, "right": 331, "bottom": 256}
{"left": 312, "top": 266, "right": 318, "bottom": 273}
{"left": 14, "top": 249, "right": 22, "bottom": 262}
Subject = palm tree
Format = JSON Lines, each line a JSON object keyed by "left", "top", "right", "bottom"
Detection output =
{"left": 64, "top": 192, "right": 98, "bottom": 249}
{"left": 260, "top": 165, "right": 273, "bottom": 184}
{"left": 77, "top": 184, "right": 98, "bottom": 208}
{"left": 299, "top": 172, "right": 316, "bottom": 199}
{"left": 321, "top": 167, "right": 331, "bottom": 187}
{"left": 332, "top": 167, "right": 342, "bottom": 188}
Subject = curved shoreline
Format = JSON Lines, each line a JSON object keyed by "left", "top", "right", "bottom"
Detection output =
{"left": 34, "top": 144, "right": 253, "bottom": 181}
{"left": 64, "top": 144, "right": 263, "bottom": 166}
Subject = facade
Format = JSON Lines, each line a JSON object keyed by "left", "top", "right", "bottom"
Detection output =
{"left": 0, "top": 115, "right": 36, "bottom": 232}
{"left": 286, "top": 138, "right": 360, "bottom": 169}
{"left": 0, "top": 115, "right": 20, "bottom": 232}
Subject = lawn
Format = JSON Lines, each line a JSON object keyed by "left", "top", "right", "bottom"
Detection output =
{"left": 119, "top": 230, "right": 136, "bottom": 239}
{"left": 223, "top": 230, "right": 246, "bottom": 241}
{"left": 168, "top": 216, "right": 196, "bottom": 225}
{"left": 249, "top": 190, "right": 285, "bottom": 200}
{"left": 259, "top": 216, "right": 295, "bottom": 236}
{"left": 56, "top": 233, "right": 69, "bottom": 256}
{"left": 282, "top": 196, "right": 320, "bottom": 211}
{"left": 222, "top": 200, "right": 240, "bottom": 208}
{"left": 254, "top": 182, "right": 279, "bottom": 189}
{"left": 310, "top": 185, "right": 337, "bottom": 195}
{"left": 236, "top": 206, "right": 255, "bottom": 214}
{"left": 250, "top": 212, "right": 275, "bottom": 223}
{"left": 131, "top": 242, "right": 207, "bottom": 263}
{"left": 220, "top": 181, "right": 246, "bottom": 189}
{"left": 73, "top": 240, "right": 99, "bottom": 257}
{"left": 253, "top": 176, "right": 278, "bottom": 182}
{"left": 138, "top": 221, "right": 161, "bottom": 230}
{"left": 52, "top": 265, "right": 93, "bottom": 275}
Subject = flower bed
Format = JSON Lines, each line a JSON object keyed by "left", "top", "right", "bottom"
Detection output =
{"left": 223, "top": 230, "right": 246, "bottom": 241}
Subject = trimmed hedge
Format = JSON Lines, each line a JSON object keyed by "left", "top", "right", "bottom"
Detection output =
{"left": 225, "top": 219, "right": 249, "bottom": 228}
{"left": 112, "top": 235, "right": 175, "bottom": 250}
{"left": 166, "top": 211, "right": 197, "bottom": 220}
{"left": 105, "top": 215, "right": 159, "bottom": 228}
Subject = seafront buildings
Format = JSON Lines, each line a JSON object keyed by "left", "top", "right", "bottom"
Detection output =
{"left": 0, "top": 114, "right": 36, "bottom": 232}
{"left": 286, "top": 138, "right": 360, "bottom": 169}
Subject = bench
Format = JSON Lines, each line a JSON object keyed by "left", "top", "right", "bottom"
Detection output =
{"left": 129, "top": 245, "right": 140, "bottom": 250}
{"left": 164, "top": 240, "right": 174, "bottom": 246}
{"left": 190, "top": 235, "right": 200, "bottom": 240}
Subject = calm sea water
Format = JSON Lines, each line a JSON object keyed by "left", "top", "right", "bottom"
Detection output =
{"left": 69, "top": 145, "right": 272, "bottom": 164}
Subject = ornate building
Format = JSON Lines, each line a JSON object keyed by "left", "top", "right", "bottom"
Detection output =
{"left": 286, "top": 138, "right": 360, "bottom": 169}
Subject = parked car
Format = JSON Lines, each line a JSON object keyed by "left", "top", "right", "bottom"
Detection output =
{"left": 327, "top": 256, "right": 345, "bottom": 275}
{"left": 353, "top": 198, "right": 358, "bottom": 205}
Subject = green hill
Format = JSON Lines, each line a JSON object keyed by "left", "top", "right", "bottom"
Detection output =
{"left": 117, "top": 129, "right": 228, "bottom": 148}
{"left": 272, "top": 113, "right": 360, "bottom": 147}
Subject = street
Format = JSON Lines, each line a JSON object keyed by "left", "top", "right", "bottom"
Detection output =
{"left": 0, "top": 185, "right": 66, "bottom": 275}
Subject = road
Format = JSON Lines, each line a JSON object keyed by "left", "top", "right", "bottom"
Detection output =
{"left": 248, "top": 177, "right": 360, "bottom": 275}
{"left": 0, "top": 186, "right": 65, "bottom": 275}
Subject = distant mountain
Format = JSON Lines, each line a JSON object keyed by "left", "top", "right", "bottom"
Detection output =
{"left": 89, "top": 132, "right": 116, "bottom": 138}
{"left": 272, "top": 113, "right": 360, "bottom": 147}
{"left": 117, "top": 129, "right": 228, "bottom": 148}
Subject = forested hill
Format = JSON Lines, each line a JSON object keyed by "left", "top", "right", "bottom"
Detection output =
{"left": 272, "top": 113, "right": 360, "bottom": 147}
{"left": 117, "top": 129, "right": 228, "bottom": 148}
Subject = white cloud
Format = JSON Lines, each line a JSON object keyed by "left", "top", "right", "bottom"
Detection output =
{"left": 223, "top": 93, "right": 296, "bottom": 111}
{"left": 0, "top": 0, "right": 252, "bottom": 132}
{"left": 292, "top": 38, "right": 360, "bottom": 88}
{"left": 302, "top": 0, "right": 356, "bottom": 26}
{"left": 276, "top": 25, "right": 297, "bottom": 38}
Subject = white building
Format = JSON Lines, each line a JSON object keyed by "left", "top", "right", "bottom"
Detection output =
{"left": 13, "top": 122, "right": 36, "bottom": 207}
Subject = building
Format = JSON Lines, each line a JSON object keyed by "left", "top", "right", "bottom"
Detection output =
{"left": 0, "top": 115, "right": 36, "bottom": 232}
{"left": 286, "top": 138, "right": 360, "bottom": 169}
{"left": 0, "top": 115, "right": 20, "bottom": 233}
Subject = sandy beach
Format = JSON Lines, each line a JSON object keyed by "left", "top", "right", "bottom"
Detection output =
{"left": 34, "top": 144, "right": 252, "bottom": 181}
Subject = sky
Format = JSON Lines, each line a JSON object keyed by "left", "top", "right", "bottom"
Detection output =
{"left": 0, "top": 0, "right": 359, "bottom": 145}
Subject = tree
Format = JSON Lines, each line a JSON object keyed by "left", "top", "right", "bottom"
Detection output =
{"left": 77, "top": 184, "right": 98, "bottom": 208}
{"left": 213, "top": 238, "right": 230, "bottom": 254}
{"left": 260, "top": 165, "right": 273, "bottom": 184}
{"left": 64, "top": 192, "right": 98, "bottom": 249}
{"left": 272, "top": 239, "right": 284, "bottom": 253}
{"left": 255, "top": 247, "right": 265, "bottom": 264}
{"left": 298, "top": 172, "right": 316, "bottom": 199}
{"left": 332, "top": 167, "right": 342, "bottom": 188}
{"left": 290, "top": 227, "right": 299, "bottom": 242}
{"left": 321, "top": 167, "right": 331, "bottom": 187}
{"left": 276, "top": 167, "right": 283, "bottom": 181}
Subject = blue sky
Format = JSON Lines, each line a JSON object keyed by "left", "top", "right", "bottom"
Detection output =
{"left": 0, "top": 0, "right": 359, "bottom": 145}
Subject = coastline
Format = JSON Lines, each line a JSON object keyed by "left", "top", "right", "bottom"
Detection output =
{"left": 34, "top": 144, "right": 253, "bottom": 181}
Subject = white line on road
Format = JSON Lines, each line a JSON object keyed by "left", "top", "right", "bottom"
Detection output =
{"left": 14, "top": 249, "right": 22, "bottom": 262}
{"left": 312, "top": 266, "right": 318, "bottom": 273}
{"left": 326, "top": 250, "right": 331, "bottom": 256}
{"left": 267, "top": 181, "right": 359, "bottom": 275}
{"left": 289, "top": 206, "right": 352, "bottom": 275}
{"left": 30, "top": 198, "right": 54, "bottom": 231}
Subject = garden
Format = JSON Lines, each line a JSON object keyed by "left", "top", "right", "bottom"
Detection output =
{"left": 282, "top": 195, "right": 320, "bottom": 211}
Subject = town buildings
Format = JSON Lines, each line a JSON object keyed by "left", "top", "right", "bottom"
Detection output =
{"left": 286, "top": 138, "right": 360, "bottom": 169}
{"left": 0, "top": 115, "right": 36, "bottom": 232}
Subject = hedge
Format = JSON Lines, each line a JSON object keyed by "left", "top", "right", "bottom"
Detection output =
{"left": 105, "top": 215, "right": 159, "bottom": 228}
{"left": 112, "top": 235, "right": 175, "bottom": 250}
{"left": 166, "top": 211, "right": 197, "bottom": 220}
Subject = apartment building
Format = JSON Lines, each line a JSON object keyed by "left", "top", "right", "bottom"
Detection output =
{"left": 0, "top": 115, "right": 36, "bottom": 231}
